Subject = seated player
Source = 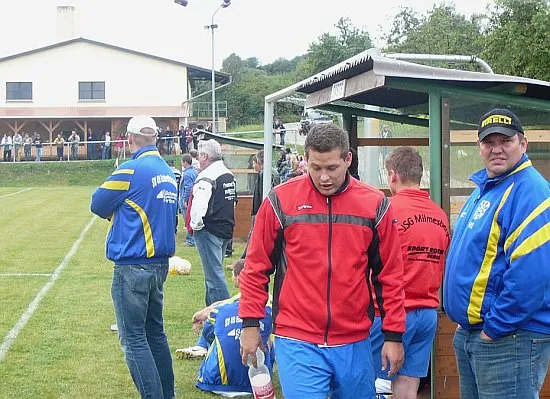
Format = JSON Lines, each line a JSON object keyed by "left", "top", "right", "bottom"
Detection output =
{"left": 176, "top": 260, "right": 274, "bottom": 396}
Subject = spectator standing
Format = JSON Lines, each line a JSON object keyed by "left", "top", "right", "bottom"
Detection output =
{"left": 185, "top": 128, "right": 194, "bottom": 151}
{"left": 165, "top": 128, "right": 174, "bottom": 155}
{"left": 370, "top": 147, "right": 450, "bottom": 398}
{"left": 13, "top": 132, "right": 22, "bottom": 161}
{"left": 444, "top": 108, "right": 550, "bottom": 398}
{"left": 115, "top": 132, "right": 125, "bottom": 159}
{"left": 34, "top": 134, "right": 43, "bottom": 162}
{"left": 189, "top": 148, "right": 200, "bottom": 170}
{"left": 241, "top": 150, "right": 280, "bottom": 259}
{"left": 23, "top": 134, "right": 32, "bottom": 161}
{"left": 53, "top": 133, "right": 65, "bottom": 161}
{"left": 87, "top": 129, "right": 96, "bottom": 160}
{"left": 68, "top": 130, "right": 80, "bottom": 160}
{"left": 180, "top": 153, "right": 198, "bottom": 247}
{"left": 90, "top": 115, "right": 177, "bottom": 399}
{"left": 102, "top": 131, "right": 112, "bottom": 160}
{"left": 177, "top": 126, "right": 187, "bottom": 154}
{"left": 188, "top": 139, "right": 236, "bottom": 306}
{"left": 274, "top": 118, "right": 286, "bottom": 146}
{"left": 2, "top": 133, "right": 13, "bottom": 162}
{"left": 239, "top": 124, "right": 406, "bottom": 398}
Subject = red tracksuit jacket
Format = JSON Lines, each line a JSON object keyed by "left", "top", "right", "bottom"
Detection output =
{"left": 389, "top": 189, "right": 450, "bottom": 311}
{"left": 239, "top": 174, "right": 406, "bottom": 345}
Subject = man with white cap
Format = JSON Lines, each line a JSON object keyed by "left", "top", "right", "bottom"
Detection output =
{"left": 91, "top": 115, "right": 178, "bottom": 399}
{"left": 444, "top": 108, "right": 550, "bottom": 399}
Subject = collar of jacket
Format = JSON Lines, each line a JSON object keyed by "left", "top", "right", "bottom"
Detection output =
{"left": 131, "top": 145, "right": 160, "bottom": 160}
{"left": 470, "top": 153, "right": 530, "bottom": 188}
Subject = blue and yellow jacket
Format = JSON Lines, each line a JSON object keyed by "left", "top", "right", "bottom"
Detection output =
{"left": 197, "top": 294, "right": 273, "bottom": 394}
{"left": 444, "top": 155, "right": 550, "bottom": 339}
{"left": 90, "top": 146, "right": 177, "bottom": 264}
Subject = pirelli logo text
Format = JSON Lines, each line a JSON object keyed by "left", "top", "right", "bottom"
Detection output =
{"left": 481, "top": 114, "right": 512, "bottom": 128}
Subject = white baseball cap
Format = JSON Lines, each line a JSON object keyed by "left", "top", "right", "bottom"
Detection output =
{"left": 127, "top": 115, "right": 158, "bottom": 136}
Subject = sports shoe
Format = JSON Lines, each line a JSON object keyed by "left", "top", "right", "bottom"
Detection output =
{"left": 175, "top": 345, "right": 207, "bottom": 359}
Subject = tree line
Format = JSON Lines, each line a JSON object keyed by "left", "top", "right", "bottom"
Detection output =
{"left": 214, "top": 0, "right": 550, "bottom": 127}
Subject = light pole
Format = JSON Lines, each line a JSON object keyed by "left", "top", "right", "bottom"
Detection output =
{"left": 205, "top": 0, "right": 231, "bottom": 134}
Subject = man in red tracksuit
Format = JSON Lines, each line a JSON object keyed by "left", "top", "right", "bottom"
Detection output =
{"left": 371, "top": 147, "right": 450, "bottom": 399}
{"left": 239, "top": 124, "right": 406, "bottom": 399}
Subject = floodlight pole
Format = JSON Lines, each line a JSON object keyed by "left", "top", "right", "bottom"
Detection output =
{"left": 206, "top": 2, "right": 230, "bottom": 134}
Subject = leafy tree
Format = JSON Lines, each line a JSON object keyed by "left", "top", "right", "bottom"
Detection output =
{"left": 300, "top": 17, "right": 373, "bottom": 76}
{"left": 482, "top": 0, "right": 550, "bottom": 80}
{"left": 383, "top": 4, "right": 484, "bottom": 65}
{"left": 384, "top": 7, "right": 421, "bottom": 47}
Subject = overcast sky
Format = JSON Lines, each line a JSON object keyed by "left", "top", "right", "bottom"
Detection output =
{"left": 0, "top": 0, "right": 492, "bottom": 70}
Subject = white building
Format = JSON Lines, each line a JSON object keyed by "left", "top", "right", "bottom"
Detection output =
{"left": 0, "top": 36, "right": 230, "bottom": 158}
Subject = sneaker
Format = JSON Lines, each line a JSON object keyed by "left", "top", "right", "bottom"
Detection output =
{"left": 186, "top": 242, "right": 196, "bottom": 247}
{"left": 175, "top": 346, "right": 207, "bottom": 359}
{"left": 110, "top": 323, "right": 118, "bottom": 332}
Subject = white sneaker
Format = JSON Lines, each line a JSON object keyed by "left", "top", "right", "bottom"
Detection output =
{"left": 175, "top": 346, "right": 207, "bottom": 359}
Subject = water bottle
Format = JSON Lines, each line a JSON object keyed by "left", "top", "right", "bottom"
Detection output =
{"left": 247, "top": 347, "right": 275, "bottom": 399}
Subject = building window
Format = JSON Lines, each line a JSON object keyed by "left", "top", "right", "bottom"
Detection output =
{"left": 6, "top": 82, "right": 32, "bottom": 100}
{"left": 79, "top": 81, "right": 105, "bottom": 100}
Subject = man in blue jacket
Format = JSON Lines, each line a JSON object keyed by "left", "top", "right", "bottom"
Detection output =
{"left": 179, "top": 153, "right": 198, "bottom": 247}
{"left": 444, "top": 108, "right": 550, "bottom": 399}
{"left": 91, "top": 115, "right": 178, "bottom": 399}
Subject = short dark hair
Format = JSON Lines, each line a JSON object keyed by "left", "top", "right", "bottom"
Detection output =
{"left": 385, "top": 147, "right": 423, "bottom": 185}
{"left": 305, "top": 124, "right": 349, "bottom": 159}
{"left": 181, "top": 153, "right": 192, "bottom": 165}
{"left": 233, "top": 259, "right": 245, "bottom": 277}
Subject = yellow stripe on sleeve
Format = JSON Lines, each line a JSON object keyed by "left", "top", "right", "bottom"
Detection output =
{"left": 101, "top": 181, "right": 130, "bottom": 191}
{"left": 468, "top": 183, "right": 514, "bottom": 324}
{"left": 124, "top": 199, "right": 155, "bottom": 258}
{"left": 112, "top": 168, "right": 135, "bottom": 175}
{"left": 137, "top": 150, "right": 161, "bottom": 158}
{"left": 505, "top": 198, "right": 550, "bottom": 252}
{"left": 511, "top": 223, "right": 550, "bottom": 262}
{"left": 216, "top": 337, "right": 228, "bottom": 384}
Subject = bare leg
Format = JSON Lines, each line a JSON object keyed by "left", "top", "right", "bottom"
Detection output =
{"left": 392, "top": 375, "right": 420, "bottom": 399}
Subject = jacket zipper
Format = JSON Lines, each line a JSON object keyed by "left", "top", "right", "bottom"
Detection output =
{"left": 324, "top": 196, "right": 333, "bottom": 345}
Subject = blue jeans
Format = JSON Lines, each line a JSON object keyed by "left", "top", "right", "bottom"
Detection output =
{"left": 194, "top": 229, "right": 230, "bottom": 306}
{"left": 111, "top": 262, "right": 174, "bottom": 399}
{"left": 453, "top": 327, "right": 550, "bottom": 399}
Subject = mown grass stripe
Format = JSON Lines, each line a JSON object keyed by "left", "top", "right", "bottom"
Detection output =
{"left": 0, "top": 215, "right": 97, "bottom": 363}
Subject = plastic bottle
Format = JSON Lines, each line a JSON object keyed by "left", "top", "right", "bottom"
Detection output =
{"left": 247, "top": 347, "right": 275, "bottom": 399}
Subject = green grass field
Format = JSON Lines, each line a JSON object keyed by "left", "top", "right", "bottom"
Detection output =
{"left": 0, "top": 185, "right": 278, "bottom": 398}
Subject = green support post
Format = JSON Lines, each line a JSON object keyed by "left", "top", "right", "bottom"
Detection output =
{"left": 429, "top": 92, "right": 442, "bottom": 206}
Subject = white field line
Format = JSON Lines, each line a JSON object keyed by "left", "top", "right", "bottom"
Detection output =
{"left": 0, "top": 188, "right": 33, "bottom": 199}
{"left": 0, "top": 273, "right": 52, "bottom": 277}
{"left": 0, "top": 215, "right": 98, "bottom": 363}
